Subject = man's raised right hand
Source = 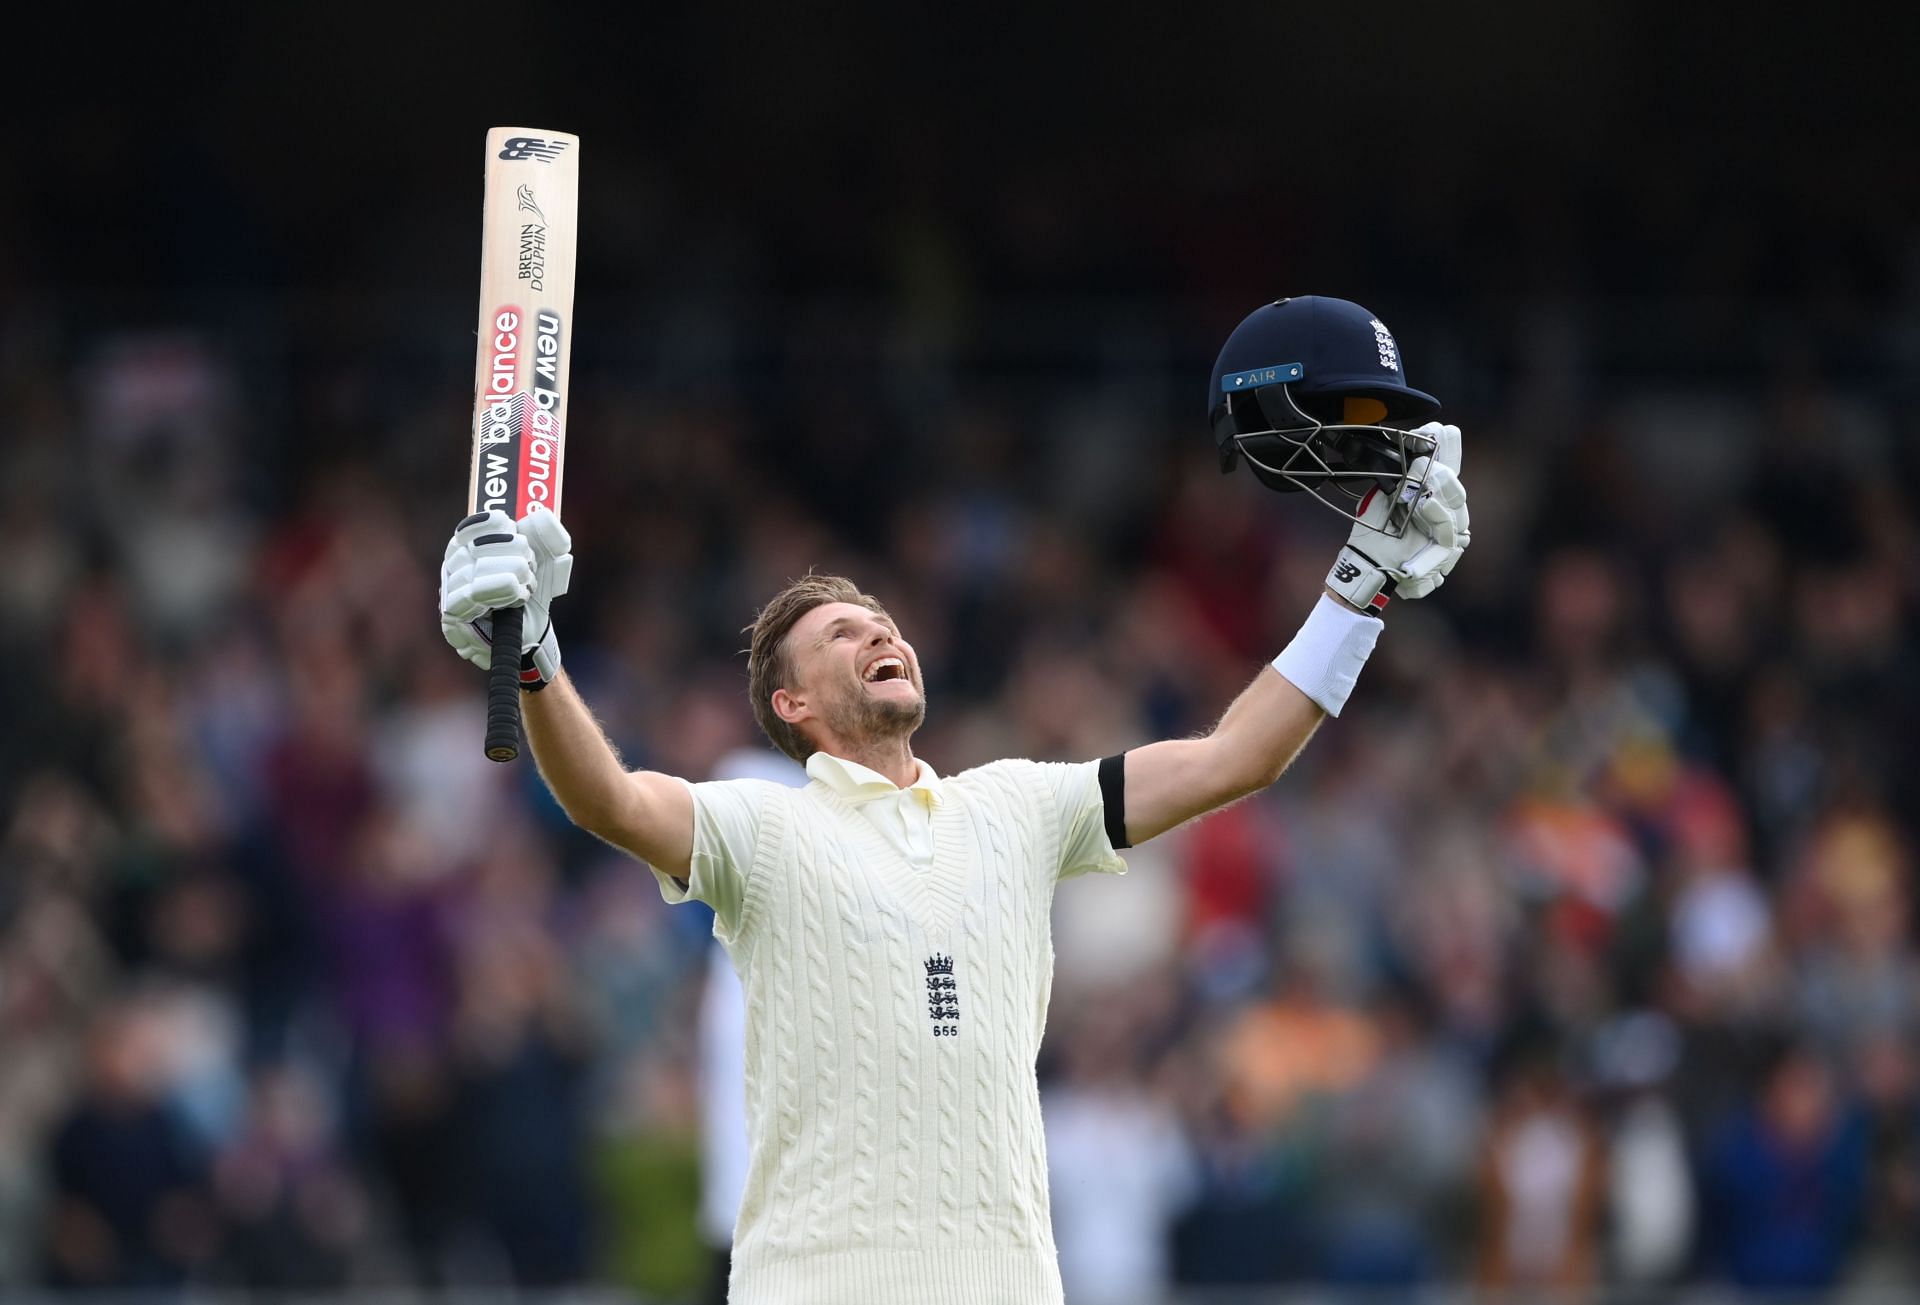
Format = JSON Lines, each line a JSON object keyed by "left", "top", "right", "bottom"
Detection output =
{"left": 439, "top": 508, "right": 574, "bottom": 688}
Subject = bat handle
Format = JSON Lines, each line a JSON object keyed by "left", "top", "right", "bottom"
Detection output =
{"left": 485, "top": 605, "right": 525, "bottom": 762}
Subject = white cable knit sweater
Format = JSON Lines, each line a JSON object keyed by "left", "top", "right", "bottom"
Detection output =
{"left": 653, "top": 754, "right": 1126, "bottom": 1305}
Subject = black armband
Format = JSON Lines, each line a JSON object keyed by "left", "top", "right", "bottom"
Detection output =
{"left": 1098, "top": 752, "right": 1131, "bottom": 850}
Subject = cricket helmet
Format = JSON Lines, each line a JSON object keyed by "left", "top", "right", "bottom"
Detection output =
{"left": 1210, "top": 296, "right": 1441, "bottom": 533}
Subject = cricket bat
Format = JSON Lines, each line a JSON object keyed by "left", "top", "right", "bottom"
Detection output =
{"left": 466, "top": 127, "right": 579, "bottom": 762}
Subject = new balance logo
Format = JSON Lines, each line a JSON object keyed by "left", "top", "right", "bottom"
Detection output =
{"left": 499, "top": 137, "right": 568, "bottom": 162}
{"left": 1332, "top": 560, "right": 1363, "bottom": 583}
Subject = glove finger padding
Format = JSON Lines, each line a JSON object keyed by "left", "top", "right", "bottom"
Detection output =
{"left": 1399, "top": 538, "right": 1454, "bottom": 582}
{"left": 1384, "top": 446, "right": 1470, "bottom": 599}
{"left": 440, "top": 508, "right": 534, "bottom": 662}
{"left": 1402, "top": 459, "right": 1470, "bottom": 575}
{"left": 1409, "top": 421, "right": 1463, "bottom": 475}
{"left": 1395, "top": 503, "right": 1469, "bottom": 595}
{"left": 521, "top": 511, "right": 574, "bottom": 606}
{"left": 454, "top": 524, "right": 537, "bottom": 615}
{"left": 455, "top": 578, "right": 529, "bottom": 619}
{"left": 1423, "top": 463, "right": 1467, "bottom": 512}
{"left": 440, "top": 532, "right": 477, "bottom": 595}
{"left": 465, "top": 549, "right": 535, "bottom": 607}
{"left": 1412, "top": 496, "right": 1458, "bottom": 549}
{"left": 456, "top": 508, "right": 516, "bottom": 547}
{"left": 521, "top": 507, "right": 572, "bottom": 562}
{"left": 442, "top": 613, "right": 494, "bottom": 667}
{"left": 1396, "top": 571, "right": 1446, "bottom": 599}
{"left": 443, "top": 562, "right": 532, "bottom": 622}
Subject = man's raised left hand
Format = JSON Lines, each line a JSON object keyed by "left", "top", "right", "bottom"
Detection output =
{"left": 1324, "top": 421, "right": 1470, "bottom": 611}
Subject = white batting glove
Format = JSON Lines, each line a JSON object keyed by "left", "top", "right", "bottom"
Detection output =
{"left": 439, "top": 508, "right": 574, "bottom": 687}
{"left": 1324, "top": 422, "right": 1470, "bottom": 611}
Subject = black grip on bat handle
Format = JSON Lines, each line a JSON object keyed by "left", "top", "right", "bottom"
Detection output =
{"left": 485, "top": 605, "right": 524, "bottom": 762}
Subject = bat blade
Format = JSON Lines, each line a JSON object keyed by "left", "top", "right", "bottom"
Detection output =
{"left": 468, "top": 127, "right": 579, "bottom": 762}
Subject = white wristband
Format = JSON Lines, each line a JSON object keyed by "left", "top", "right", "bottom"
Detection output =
{"left": 1271, "top": 594, "right": 1382, "bottom": 717}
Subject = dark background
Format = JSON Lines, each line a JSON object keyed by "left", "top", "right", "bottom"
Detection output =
{"left": 24, "top": 5, "right": 1920, "bottom": 297}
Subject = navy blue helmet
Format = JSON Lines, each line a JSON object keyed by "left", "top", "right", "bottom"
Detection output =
{"left": 1210, "top": 296, "right": 1441, "bottom": 532}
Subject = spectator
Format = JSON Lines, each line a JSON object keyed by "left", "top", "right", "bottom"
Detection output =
{"left": 1045, "top": 1011, "right": 1197, "bottom": 1305}
{"left": 1704, "top": 1044, "right": 1868, "bottom": 1291}
{"left": 1315, "top": 991, "right": 1480, "bottom": 1286}
{"left": 1592, "top": 1011, "right": 1695, "bottom": 1287}
{"left": 448, "top": 926, "right": 594, "bottom": 1285}
{"left": 1474, "top": 1051, "right": 1605, "bottom": 1293}
{"left": 42, "top": 998, "right": 218, "bottom": 1289}
{"left": 1788, "top": 808, "right": 1918, "bottom": 1063}
{"left": 212, "top": 1064, "right": 366, "bottom": 1289}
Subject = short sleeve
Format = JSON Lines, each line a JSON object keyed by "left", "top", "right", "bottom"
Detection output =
{"left": 1033, "top": 759, "right": 1128, "bottom": 882}
{"left": 664, "top": 777, "right": 774, "bottom": 942}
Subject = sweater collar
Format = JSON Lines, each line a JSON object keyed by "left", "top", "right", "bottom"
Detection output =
{"left": 806, "top": 751, "right": 945, "bottom": 808}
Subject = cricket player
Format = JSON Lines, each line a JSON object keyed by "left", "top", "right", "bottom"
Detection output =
{"left": 438, "top": 296, "right": 1470, "bottom": 1303}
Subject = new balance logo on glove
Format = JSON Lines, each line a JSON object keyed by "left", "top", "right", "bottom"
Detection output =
{"left": 1332, "top": 560, "right": 1363, "bottom": 583}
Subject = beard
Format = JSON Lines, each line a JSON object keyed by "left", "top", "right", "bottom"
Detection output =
{"left": 824, "top": 677, "right": 926, "bottom": 746}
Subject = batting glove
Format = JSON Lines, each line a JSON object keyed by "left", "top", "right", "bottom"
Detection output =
{"left": 1324, "top": 422, "right": 1470, "bottom": 611}
{"left": 439, "top": 508, "right": 574, "bottom": 689}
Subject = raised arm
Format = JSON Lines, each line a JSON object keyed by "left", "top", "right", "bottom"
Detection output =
{"left": 440, "top": 509, "right": 694, "bottom": 880}
{"left": 1119, "top": 597, "right": 1346, "bottom": 845}
{"left": 1119, "top": 422, "right": 1470, "bottom": 846}
{"left": 521, "top": 672, "right": 694, "bottom": 878}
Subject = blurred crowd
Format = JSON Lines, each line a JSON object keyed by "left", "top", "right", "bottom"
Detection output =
{"left": 0, "top": 267, "right": 1916, "bottom": 1303}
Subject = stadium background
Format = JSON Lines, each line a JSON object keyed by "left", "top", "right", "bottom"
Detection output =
{"left": 6, "top": 3, "right": 1920, "bottom": 1300}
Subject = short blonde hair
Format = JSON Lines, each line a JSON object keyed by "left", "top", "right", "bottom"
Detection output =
{"left": 745, "top": 574, "right": 893, "bottom": 762}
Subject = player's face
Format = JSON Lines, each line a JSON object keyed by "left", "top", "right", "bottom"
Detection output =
{"left": 783, "top": 601, "right": 926, "bottom": 745}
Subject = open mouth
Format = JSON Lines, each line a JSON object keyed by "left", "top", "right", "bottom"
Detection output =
{"left": 862, "top": 656, "right": 908, "bottom": 684}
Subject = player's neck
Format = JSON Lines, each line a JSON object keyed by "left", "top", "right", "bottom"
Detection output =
{"left": 823, "top": 736, "right": 918, "bottom": 790}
